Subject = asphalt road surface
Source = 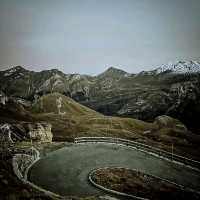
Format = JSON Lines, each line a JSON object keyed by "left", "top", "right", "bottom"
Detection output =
{"left": 29, "top": 143, "right": 200, "bottom": 197}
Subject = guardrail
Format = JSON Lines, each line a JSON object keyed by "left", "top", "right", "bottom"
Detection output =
{"left": 75, "top": 137, "right": 200, "bottom": 170}
{"left": 12, "top": 147, "right": 61, "bottom": 198}
{"left": 89, "top": 167, "right": 150, "bottom": 200}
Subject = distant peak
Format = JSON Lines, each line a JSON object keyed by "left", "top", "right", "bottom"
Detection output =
{"left": 98, "top": 66, "right": 129, "bottom": 77}
{"left": 49, "top": 68, "right": 60, "bottom": 72}
{"left": 13, "top": 66, "right": 25, "bottom": 70}
{"left": 8, "top": 66, "right": 27, "bottom": 72}
{"left": 106, "top": 66, "right": 125, "bottom": 72}
{"left": 107, "top": 66, "right": 118, "bottom": 70}
{"left": 40, "top": 68, "right": 65, "bottom": 75}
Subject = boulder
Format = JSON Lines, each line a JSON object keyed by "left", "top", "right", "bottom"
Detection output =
{"left": 154, "top": 115, "right": 187, "bottom": 132}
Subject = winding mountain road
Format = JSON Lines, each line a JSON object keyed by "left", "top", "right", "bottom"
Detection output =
{"left": 28, "top": 143, "right": 200, "bottom": 198}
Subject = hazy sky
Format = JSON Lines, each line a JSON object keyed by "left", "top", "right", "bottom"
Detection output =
{"left": 0, "top": 0, "right": 200, "bottom": 75}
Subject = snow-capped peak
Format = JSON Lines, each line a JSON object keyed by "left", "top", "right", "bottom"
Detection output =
{"left": 155, "top": 61, "right": 200, "bottom": 74}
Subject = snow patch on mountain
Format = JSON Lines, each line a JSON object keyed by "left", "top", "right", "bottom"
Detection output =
{"left": 155, "top": 61, "right": 200, "bottom": 74}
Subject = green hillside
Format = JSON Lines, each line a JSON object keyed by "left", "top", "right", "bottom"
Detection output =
{"left": 30, "top": 93, "right": 153, "bottom": 141}
{"left": 1, "top": 93, "right": 200, "bottom": 160}
{"left": 31, "top": 93, "right": 100, "bottom": 116}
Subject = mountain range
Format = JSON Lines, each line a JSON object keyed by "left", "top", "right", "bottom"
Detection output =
{"left": 1, "top": 61, "right": 200, "bottom": 199}
{"left": 0, "top": 60, "right": 200, "bottom": 133}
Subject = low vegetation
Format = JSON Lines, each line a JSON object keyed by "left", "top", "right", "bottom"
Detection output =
{"left": 91, "top": 168, "right": 200, "bottom": 200}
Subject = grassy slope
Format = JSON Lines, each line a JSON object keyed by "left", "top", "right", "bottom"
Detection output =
{"left": 30, "top": 93, "right": 155, "bottom": 140}
{"left": 29, "top": 93, "right": 200, "bottom": 160}
{"left": 1, "top": 93, "right": 200, "bottom": 160}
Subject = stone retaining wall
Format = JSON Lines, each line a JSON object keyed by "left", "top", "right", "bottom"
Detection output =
{"left": 12, "top": 147, "right": 61, "bottom": 198}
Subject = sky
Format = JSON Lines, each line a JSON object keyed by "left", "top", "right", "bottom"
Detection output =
{"left": 0, "top": 0, "right": 200, "bottom": 75}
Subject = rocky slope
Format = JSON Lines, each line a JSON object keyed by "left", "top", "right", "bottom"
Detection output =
{"left": 0, "top": 60, "right": 200, "bottom": 133}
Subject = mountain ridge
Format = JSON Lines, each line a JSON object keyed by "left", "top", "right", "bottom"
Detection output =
{"left": 1, "top": 60, "right": 200, "bottom": 133}
{"left": 2, "top": 60, "right": 200, "bottom": 76}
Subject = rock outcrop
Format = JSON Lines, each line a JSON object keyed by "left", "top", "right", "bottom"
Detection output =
{"left": 0, "top": 91, "right": 8, "bottom": 105}
{"left": 26, "top": 123, "right": 52, "bottom": 142}
{"left": 0, "top": 122, "right": 52, "bottom": 144}
{"left": 154, "top": 115, "right": 187, "bottom": 132}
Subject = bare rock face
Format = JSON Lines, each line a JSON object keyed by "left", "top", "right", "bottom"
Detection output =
{"left": 0, "top": 122, "right": 52, "bottom": 144}
{"left": 0, "top": 124, "right": 14, "bottom": 144}
{"left": 0, "top": 91, "right": 8, "bottom": 105}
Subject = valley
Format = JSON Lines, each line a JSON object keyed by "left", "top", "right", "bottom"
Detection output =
{"left": 0, "top": 61, "right": 200, "bottom": 199}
